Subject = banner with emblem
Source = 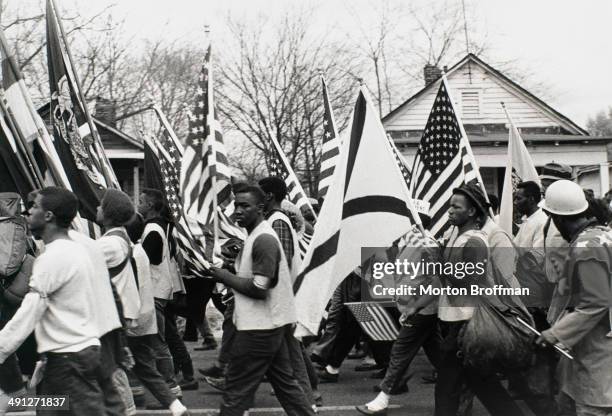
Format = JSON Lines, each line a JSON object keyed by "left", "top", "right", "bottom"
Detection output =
{"left": 46, "top": 0, "right": 116, "bottom": 220}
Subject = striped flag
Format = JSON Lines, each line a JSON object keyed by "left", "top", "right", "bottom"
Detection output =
{"left": 269, "top": 134, "right": 316, "bottom": 219}
{"left": 345, "top": 302, "right": 399, "bottom": 341}
{"left": 143, "top": 133, "right": 211, "bottom": 278}
{"left": 317, "top": 77, "right": 341, "bottom": 200}
{"left": 298, "top": 227, "right": 313, "bottom": 259}
{"left": 387, "top": 134, "right": 412, "bottom": 189}
{"left": 181, "top": 43, "right": 232, "bottom": 224}
{"left": 294, "top": 88, "right": 416, "bottom": 336}
{"left": 409, "top": 78, "right": 481, "bottom": 238}
{"left": 499, "top": 103, "right": 540, "bottom": 234}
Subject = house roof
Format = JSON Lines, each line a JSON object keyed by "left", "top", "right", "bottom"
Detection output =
{"left": 37, "top": 102, "right": 143, "bottom": 151}
{"left": 393, "top": 134, "right": 612, "bottom": 146}
{"left": 382, "top": 53, "right": 589, "bottom": 136}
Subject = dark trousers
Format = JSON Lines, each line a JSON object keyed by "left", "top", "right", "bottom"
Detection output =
{"left": 98, "top": 330, "right": 127, "bottom": 416}
{"left": 164, "top": 306, "right": 194, "bottom": 380}
{"left": 154, "top": 299, "right": 177, "bottom": 388}
{"left": 314, "top": 273, "right": 393, "bottom": 369}
{"left": 37, "top": 346, "right": 105, "bottom": 416}
{"left": 218, "top": 298, "right": 236, "bottom": 368}
{"left": 285, "top": 332, "right": 314, "bottom": 404}
{"left": 509, "top": 308, "right": 558, "bottom": 416}
{"left": 313, "top": 273, "right": 361, "bottom": 362}
{"left": 184, "top": 278, "right": 225, "bottom": 340}
{"left": 435, "top": 321, "right": 524, "bottom": 416}
{"left": 127, "top": 335, "right": 176, "bottom": 407}
{"left": 380, "top": 313, "right": 440, "bottom": 394}
{"left": 301, "top": 344, "right": 319, "bottom": 391}
{"left": 0, "top": 353, "right": 23, "bottom": 394}
{"left": 220, "top": 325, "right": 316, "bottom": 416}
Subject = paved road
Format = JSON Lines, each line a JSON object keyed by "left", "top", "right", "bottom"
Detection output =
{"left": 7, "top": 340, "right": 528, "bottom": 415}
{"left": 143, "top": 341, "right": 496, "bottom": 416}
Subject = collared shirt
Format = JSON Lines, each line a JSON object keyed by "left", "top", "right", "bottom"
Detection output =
{"left": 0, "top": 239, "right": 100, "bottom": 363}
{"left": 439, "top": 228, "right": 488, "bottom": 322}
{"left": 267, "top": 209, "right": 294, "bottom": 263}
{"left": 514, "top": 208, "right": 547, "bottom": 248}
{"left": 513, "top": 209, "right": 551, "bottom": 307}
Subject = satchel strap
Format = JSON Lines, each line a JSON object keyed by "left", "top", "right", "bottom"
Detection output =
{"left": 105, "top": 230, "right": 134, "bottom": 280}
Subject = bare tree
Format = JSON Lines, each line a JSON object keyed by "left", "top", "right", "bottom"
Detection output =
{"left": 214, "top": 12, "right": 358, "bottom": 195}
{"left": 587, "top": 107, "right": 612, "bottom": 137}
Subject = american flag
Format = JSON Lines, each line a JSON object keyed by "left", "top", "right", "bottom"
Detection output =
{"left": 268, "top": 134, "right": 316, "bottom": 219}
{"left": 181, "top": 44, "right": 232, "bottom": 224}
{"left": 345, "top": 302, "right": 399, "bottom": 341}
{"left": 409, "top": 79, "right": 479, "bottom": 238}
{"left": 145, "top": 131, "right": 211, "bottom": 278}
{"left": 317, "top": 77, "right": 341, "bottom": 200}
{"left": 268, "top": 134, "right": 317, "bottom": 256}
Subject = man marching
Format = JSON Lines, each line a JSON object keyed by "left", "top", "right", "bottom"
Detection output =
{"left": 537, "top": 180, "right": 612, "bottom": 415}
{"left": 210, "top": 184, "right": 315, "bottom": 416}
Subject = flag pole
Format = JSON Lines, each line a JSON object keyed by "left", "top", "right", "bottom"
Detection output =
{"left": 151, "top": 104, "right": 184, "bottom": 155}
{"left": 48, "top": 0, "right": 118, "bottom": 189}
{"left": 441, "top": 74, "right": 495, "bottom": 219}
{"left": 0, "top": 113, "right": 39, "bottom": 190}
{"left": 384, "top": 129, "right": 427, "bottom": 238}
{"left": 0, "top": 95, "right": 45, "bottom": 188}
{"left": 205, "top": 30, "right": 221, "bottom": 264}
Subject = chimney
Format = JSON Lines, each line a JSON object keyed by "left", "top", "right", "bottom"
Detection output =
{"left": 423, "top": 64, "right": 442, "bottom": 86}
{"left": 93, "top": 96, "right": 117, "bottom": 127}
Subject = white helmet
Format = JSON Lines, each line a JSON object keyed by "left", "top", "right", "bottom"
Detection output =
{"left": 539, "top": 180, "right": 588, "bottom": 215}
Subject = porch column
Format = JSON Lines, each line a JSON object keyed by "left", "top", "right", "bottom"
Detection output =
{"left": 133, "top": 165, "right": 140, "bottom": 206}
{"left": 600, "top": 163, "right": 609, "bottom": 196}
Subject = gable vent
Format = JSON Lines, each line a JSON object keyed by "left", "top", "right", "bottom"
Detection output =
{"left": 461, "top": 91, "right": 480, "bottom": 117}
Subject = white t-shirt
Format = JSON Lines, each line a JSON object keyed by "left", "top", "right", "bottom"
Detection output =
{"left": 96, "top": 228, "right": 141, "bottom": 320}
{"left": 28, "top": 239, "right": 100, "bottom": 353}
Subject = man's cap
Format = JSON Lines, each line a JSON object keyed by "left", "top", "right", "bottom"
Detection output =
{"left": 539, "top": 163, "right": 573, "bottom": 181}
{"left": 452, "top": 182, "right": 490, "bottom": 216}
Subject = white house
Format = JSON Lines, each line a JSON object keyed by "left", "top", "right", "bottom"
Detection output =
{"left": 383, "top": 54, "right": 612, "bottom": 196}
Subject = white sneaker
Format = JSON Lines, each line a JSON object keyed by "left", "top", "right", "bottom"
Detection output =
{"left": 170, "top": 385, "right": 183, "bottom": 399}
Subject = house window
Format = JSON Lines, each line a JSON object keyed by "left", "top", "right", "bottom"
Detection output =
{"left": 461, "top": 90, "right": 480, "bottom": 117}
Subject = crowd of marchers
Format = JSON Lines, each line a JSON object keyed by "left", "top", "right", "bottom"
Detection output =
{"left": 0, "top": 164, "right": 611, "bottom": 416}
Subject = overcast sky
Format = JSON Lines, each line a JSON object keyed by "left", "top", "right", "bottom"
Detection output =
{"left": 28, "top": 0, "right": 612, "bottom": 128}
